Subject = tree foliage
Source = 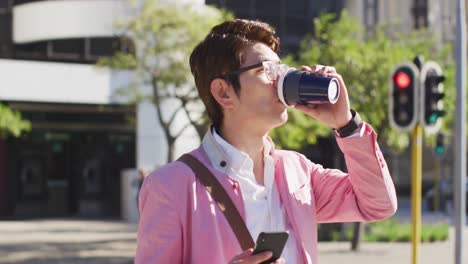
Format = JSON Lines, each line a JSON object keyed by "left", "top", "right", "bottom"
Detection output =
{"left": 0, "top": 104, "right": 31, "bottom": 138}
{"left": 271, "top": 11, "right": 455, "bottom": 153}
{"left": 99, "top": 0, "right": 230, "bottom": 162}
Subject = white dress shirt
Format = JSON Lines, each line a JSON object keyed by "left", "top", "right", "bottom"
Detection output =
{"left": 213, "top": 129, "right": 298, "bottom": 263}
{"left": 212, "top": 124, "right": 365, "bottom": 263}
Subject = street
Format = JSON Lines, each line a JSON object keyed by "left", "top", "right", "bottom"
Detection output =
{"left": 0, "top": 214, "right": 467, "bottom": 264}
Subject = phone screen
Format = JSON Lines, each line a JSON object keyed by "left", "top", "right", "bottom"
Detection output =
{"left": 252, "top": 231, "right": 289, "bottom": 264}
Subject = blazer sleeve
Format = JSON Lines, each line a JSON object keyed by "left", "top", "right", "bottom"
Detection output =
{"left": 311, "top": 123, "right": 398, "bottom": 223}
{"left": 135, "top": 174, "right": 183, "bottom": 264}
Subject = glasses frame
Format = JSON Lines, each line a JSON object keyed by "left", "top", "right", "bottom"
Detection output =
{"left": 226, "top": 61, "right": 289, "bottom": 82}
{"left": 227, "top": 62, "right": 264, "bottom": 77}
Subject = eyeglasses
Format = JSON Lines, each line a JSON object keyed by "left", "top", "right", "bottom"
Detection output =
{"left": 227, "top": 61, "right": 291, "bottom": 82}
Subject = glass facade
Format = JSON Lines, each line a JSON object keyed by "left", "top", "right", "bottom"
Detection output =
{"left": 10, "top": 37, "right": 134, "bottom": 64}
{"left": 206, "top": 0, "right": 344, "bottom": 54}
{"left": 0, "top": 1, "right": 137, "bottom": 217}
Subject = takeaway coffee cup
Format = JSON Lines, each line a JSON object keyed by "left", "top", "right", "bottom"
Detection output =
{"left": 277, "top": 68, "right": 340, "bottom": 106}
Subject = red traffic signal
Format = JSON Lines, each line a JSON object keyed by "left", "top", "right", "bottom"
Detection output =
{"left": 389, "top": 62, "right": 419, "bottom": 131}
{"left": 393, "top": 71, "right": 411, "bottom": 89}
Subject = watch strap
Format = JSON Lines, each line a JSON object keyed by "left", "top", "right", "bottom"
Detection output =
{"left": 336, "top": 109, "right": 362, "bottom": 137}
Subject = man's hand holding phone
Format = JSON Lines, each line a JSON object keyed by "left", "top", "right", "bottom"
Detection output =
{"left": 228, "top": 248, "right": 285, "bottom": 264}
{"left": 229, "top": 232, "right": 288, "bottom": 264}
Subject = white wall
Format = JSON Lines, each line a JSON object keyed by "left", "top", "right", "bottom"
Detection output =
{"left": 0, "top": 59, "right": 131, "bottom": 104}
{"left": 136, "top": 94, "right": 201, "bottom": 172}
{"left": 12, "top": 0, "right": 206, "bottom": 44}
{"left": 13, "top": 0, "right": 133, "bottom": 44}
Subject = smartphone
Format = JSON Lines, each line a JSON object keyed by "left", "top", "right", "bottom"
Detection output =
{"left": 252, "top": 231, "right": 289, "bottom": 264}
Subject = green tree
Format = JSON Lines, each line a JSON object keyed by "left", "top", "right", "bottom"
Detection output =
{"left": 100, "top": 0, "right": 230, "bottom": 162}
{"left": 0, "top": 104, "right": 30, "bottom": 138}
{"left": 271, "top": 11, "right": 455, "bottom": 153}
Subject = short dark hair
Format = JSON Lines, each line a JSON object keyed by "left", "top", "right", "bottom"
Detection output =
{"left": 189, "top": 19, "right": 280, "bottom": 129}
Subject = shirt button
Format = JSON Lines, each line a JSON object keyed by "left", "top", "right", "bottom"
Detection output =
{"left": 232, "top": 182, "right": 239, "bottom": 189}
{"left": 220, "top": 161, "right": 227, "bottom": 167}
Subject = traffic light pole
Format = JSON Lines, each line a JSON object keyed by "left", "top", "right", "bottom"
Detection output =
{"left": 454, "top": 0, "right": 466, "bottom": 263}
{"left": 411, "top": 124, "right": 423, "bottom": 264}
{"left": 433, "top": 155, "right": 440, "bottom": 211}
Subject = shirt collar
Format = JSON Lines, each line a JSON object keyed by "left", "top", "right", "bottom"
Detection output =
{"left": 212, "top": 128, "right": 251, "bottom": 172}
{"left": 201, "top": 126, "right": 276, "bottom": 174}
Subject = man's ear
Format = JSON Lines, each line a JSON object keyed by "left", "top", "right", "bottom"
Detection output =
{"left": 210, "top": 78, "right": 238, "bottom": 110}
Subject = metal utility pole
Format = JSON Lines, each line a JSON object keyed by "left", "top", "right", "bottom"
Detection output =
{"left": 454, "top": 0, "right": 466, "bottom": 263}
{"left": 411, "top": 124, "right": 423, "bottom": 264}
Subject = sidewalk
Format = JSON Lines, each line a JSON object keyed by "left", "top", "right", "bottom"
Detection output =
{"left": 0, "top": 219, "right": 137, "bottom": 264}
{"left": 318, "top": 227, "right": 468, "bottom": 264}
{"left": 318, "top": 197, "right": 468, "bottom": 264}
{"left": 0, "top": 216, "right": 466, "bottom": 263}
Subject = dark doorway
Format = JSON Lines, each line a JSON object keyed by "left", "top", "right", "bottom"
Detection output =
{"left": 3, "top": 103, "right": 136, "bottom": 219}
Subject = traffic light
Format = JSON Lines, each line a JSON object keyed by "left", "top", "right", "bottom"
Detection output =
{"left": 389, "top": 62, "right": 419, "bottom": 131}
{"left": 436, "top": 133, "right": 444, "bottom": 155}
{"left": 421, "top": 61, "right": 445, "bottom": 134}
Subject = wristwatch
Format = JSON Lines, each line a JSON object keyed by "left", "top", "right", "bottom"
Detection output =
{"left": 336, "top": 109, "right": 362, "bottom": 137}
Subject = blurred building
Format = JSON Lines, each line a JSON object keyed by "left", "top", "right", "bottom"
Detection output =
{"left": 344, "top": 0, "right": 458, "bottom": 43}
{"left": 206, "top": 0, "right": 345, "bottom": 54}
{"left": 0, "top": 0, "right": 203, "bottom": 219}
{"left": 207, "top": 0, "right": 459, "bottom": 55}
{"left": 0, "top": 0, "right": 140, "bottom": 218}
{"left": 0, "top": 0, "right": 204, "bottom": 218}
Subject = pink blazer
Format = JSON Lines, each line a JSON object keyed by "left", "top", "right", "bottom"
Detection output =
{"left": 135, "top": 124, "right": 397, "bottom": 263}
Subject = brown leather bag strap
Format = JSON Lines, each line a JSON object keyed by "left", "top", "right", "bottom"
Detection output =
{"left": 177, "top": 153, "right": 255, "bottom": 250}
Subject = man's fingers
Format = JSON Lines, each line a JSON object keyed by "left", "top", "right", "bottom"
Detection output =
{"left": 309, "top": 64, "right": 324, "bottom": 73}
{"left": 300, "top": 65, "right": 312, "bottom": 72}
{"left": 248, "top": 251, "right": 273, "bottom": 263}
{"left": 303, "top": 65, "right": 337, "bottom": 76}
{"left": 274, "top": 258, "right": 286, "bottom": 264}
{"left": 230, "top": 250, "right": 273, "bottom": 264}
{"left": 324, "top": 66, "right": 336, "bottom": 74}
{"left": 230, "top": 248, "right": 254, "bottom": 261}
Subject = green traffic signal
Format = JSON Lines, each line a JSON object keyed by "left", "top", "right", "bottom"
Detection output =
{"left": 429, "top": 113, "right": 438, "bottom": 124}
{"left": 436, "top": 133, "right": 444, "bottom": 155}
{"left": 422, "top": 62, "right": 445, "bottom": 132}
{"left": 436, "top": 146, "right": 444, "bottom": 155}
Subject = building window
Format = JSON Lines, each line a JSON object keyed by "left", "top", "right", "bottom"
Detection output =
{"left": 412, "top": 0, "right": 428, "bottom": 29}
{"left": 0, "top": 14, "right": 12, "bottom": 58}
{"left": 12, "top": 37, "right": 134, "bottom": 63}
{"left": 286, "top": 0, "right": 308, "bottom": 18}
{"left": 0, "top": 0, "right": 12, "bottom": 10}
{"left": 13, "top": 0, "right": 44, "bottom": 5}
{"left": 14, "top": 41, "right": 48, "bottom": 60}
{"left": 50, "top": 39, "right": 84, "bottom": 60}
{"left": 363, "top": 0, "right": 379, "bottom": 32}
{"left": 86, "top": 37, "right": 135, "bottom": 60}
